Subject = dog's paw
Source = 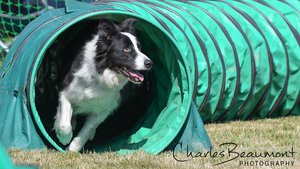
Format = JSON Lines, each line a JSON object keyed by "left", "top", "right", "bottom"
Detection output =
{"left": 66, "top": 137, "right": 82, "bottom": 152}
{"left": 55, "top": 125, "right": 73, "bottom": 145}
{"left": 99, "top": 69, "right": 121, "bottom": 88}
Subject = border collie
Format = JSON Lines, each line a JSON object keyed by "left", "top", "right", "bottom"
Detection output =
{"left": 54, "top": 18, "right": 152, "bottom": 152}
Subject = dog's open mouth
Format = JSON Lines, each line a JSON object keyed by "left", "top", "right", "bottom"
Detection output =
{"left": 119, "top": 67, "right": 144, "bottom": 84}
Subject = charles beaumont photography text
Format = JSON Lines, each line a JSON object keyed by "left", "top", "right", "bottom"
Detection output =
{"left": 173, "top": 142, "right": 296, "bottom": 167}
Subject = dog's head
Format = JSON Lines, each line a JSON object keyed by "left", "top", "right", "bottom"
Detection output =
{"left": 94, "top": 18, "right": 152, "bottom": 84}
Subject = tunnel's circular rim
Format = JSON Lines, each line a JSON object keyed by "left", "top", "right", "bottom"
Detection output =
{"left": 27, "top": 9, "right": 194, "bottom": 154}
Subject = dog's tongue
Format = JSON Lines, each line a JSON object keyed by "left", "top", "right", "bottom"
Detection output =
{"left": 127, "top": 69, "right": 144, "bottom": 82}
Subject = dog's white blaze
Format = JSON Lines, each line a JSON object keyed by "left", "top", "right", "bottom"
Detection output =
{"left": 121, "top": 32, "right": 150, "bottom": 70}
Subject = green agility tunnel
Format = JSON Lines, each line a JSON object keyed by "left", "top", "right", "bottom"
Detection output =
{"left": 0, "top": 0, "right": 300, "bottom": 154}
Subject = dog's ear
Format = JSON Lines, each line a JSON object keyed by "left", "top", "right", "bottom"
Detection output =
{"left": 96, "top": 19, "right": 118, "bottom": 55}
{"left": 120, "top": 18, "right": 137, "bottom": 35}
{"left": 97, "top": 18, "right": 118, "bottom": 39}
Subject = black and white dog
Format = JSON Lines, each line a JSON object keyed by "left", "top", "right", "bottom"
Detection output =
{"left": 54, "top": 18, "right": 152, "bottom": 152}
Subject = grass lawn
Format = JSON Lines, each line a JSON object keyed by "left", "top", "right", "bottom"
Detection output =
{"left": 8, "top": 116, "right": 299, "bottom": 169}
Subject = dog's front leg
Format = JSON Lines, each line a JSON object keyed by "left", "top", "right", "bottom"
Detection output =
{"left": 67, "top": 113, "right": 108, "bottom": 152}
{"left": 54, "top": 92, "right": 73, "bottom": 145}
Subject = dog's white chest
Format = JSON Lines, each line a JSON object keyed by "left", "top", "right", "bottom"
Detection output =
{"left": 73, "top": 90, "right": 120, "bottom": 115}
{"left": 64, "top": 76, "right": 122, "bottom": 115}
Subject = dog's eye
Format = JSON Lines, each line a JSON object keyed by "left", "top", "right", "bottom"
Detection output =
{"left": 123, "top": 48, "right": 131, "bottom": 53}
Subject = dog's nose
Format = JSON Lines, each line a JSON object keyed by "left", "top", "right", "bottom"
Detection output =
{"left": 144, "top": 59, "right": 153, "bottom": 69}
